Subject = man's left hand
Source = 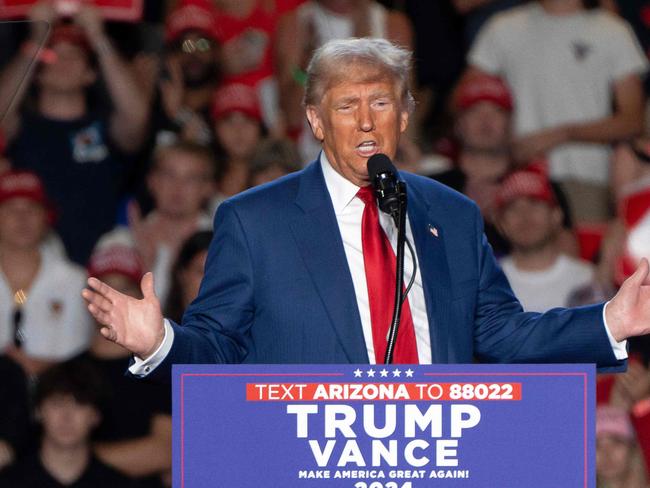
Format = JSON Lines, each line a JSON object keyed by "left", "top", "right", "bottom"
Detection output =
{"left": 606, "top": 258, "right": 650, "bottom": 342}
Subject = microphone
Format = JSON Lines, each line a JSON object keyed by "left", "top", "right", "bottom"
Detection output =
{"left": 367, "top": 153, "right": 405, "bottom": 219}
{"left": 367, "top": 154, "right": 411, "bottom": 364}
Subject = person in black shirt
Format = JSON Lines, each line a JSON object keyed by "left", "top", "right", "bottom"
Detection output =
{"left": 0, "top": 361, "right": 138, "bottom": 488}
{"left": 433, "top": 73, "right": 514, "bottom": 256}
{"left": 0, "top": 2, "right": 148, "bottom": 265}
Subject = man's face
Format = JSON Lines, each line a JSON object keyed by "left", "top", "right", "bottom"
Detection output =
{"left": 306, "top": 70, "right": 409, "bottom": 187}
{"left": 38, "top": 42, "right": 95, "bottom": 93}
{"left": 0, "top": 198, "right": 48, "bottom": 250}
{"left": 498, "top": 197, "right": 561, "bottom": 252}
{"left": 39, "top": 394, "right": 100, "bottom": 449}
{"left": 177, "top": 32, "right": 219, "bottom": 87}
{"left": 456, "top": 101, "right": 510, "bottom": 153}
{"left": 149, "top": 150, "right": 214, "bottom": 219}
{"left": 214, "top": 112, "right": 262, "bottom": 161}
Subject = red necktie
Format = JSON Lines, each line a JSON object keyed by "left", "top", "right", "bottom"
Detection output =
{"left": 357, "top": 186, "right": 419, "bottom": 364}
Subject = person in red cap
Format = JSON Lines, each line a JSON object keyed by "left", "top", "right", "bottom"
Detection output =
{"left": 155, "top": 0, "right": 222, "bottom": 147}
{"left": 435, "top": 73, "right": 579, "bottom": 258}
{"left": 0, "top": 1, "right": 148, "bottom": 265}
{"left": 434, "top": 73, "right": 515, "bottom": 256}
{"left": 0, "top": 170, "right": 93, "bottom": 376}
{"left": 210, "top": 82, "right": 266, "bottom": 202}
{"left": 68, "top": 242, "right": 172, "bottom": 486}
{"left": 495, "top": 168, "right": 596, "bottom": 312}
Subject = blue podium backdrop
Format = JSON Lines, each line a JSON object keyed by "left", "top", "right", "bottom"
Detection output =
{"left": 172, "top": 364, "right": 595, "bottom": 488}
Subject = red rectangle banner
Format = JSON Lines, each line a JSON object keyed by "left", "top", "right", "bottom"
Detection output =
{"left": 0, "top": 0, "right": 143, "bottom": 22}
{"left": 246, "top": 383, "right": 523, "bottom": 402}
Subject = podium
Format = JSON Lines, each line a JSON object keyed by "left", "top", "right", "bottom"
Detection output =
{"left": 173, "top": 364, "right": 595, "bottom": 487}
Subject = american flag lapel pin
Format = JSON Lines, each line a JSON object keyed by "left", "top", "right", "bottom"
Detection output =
{"left": 428, "top": 224, "right": 439, "bottom": 238}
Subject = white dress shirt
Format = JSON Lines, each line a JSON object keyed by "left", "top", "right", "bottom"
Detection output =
{"left": 130, "top": 153, "right": 626, "bottom": 376}
{"left": 319, "top": 153, "right": 431, "bottom": 363}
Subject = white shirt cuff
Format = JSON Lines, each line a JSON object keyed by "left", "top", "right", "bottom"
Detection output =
{"left": 128, "top": 319, "right": 175, "bottom": 377}
{"left": 603, "top": 301, "right": 628, "bottom": 361}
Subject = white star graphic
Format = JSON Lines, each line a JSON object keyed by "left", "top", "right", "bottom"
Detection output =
{"left": 367, "top": 369, "right": 376, "bottom": 378}
{"left": 405, "top": 369, "right": 414, "bottom": 378}
{"left": 392, "top": 369, "right": 401, "bottom": 378}
{"left": 353, "top": 368, "right": 363, "bottom": 378}
{"left": 380, "top": 369, "right": 389, "bottom": 378}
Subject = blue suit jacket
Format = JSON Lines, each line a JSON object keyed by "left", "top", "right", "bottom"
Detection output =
{"left": 148, "top": 159, "right": 624, "bottom": 382}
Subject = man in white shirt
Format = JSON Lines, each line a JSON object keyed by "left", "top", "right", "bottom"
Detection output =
{"left": 83, "top": 38, "right": 649, "bottom": 381}
{"left": 468, "top": 0, "right": 648, "bottom": 223}
{"left": 0, "top": 171, "right": 92, "bottom": 376}
{"left": 496, "top": 168, "right": 595, "bottom": 312}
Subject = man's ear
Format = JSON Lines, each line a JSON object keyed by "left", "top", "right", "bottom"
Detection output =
{"left": 305, "top": 106, "right": 324, "bottom": 141}
{"left": 399, "top": 110, "right": 409, "bottom": 134}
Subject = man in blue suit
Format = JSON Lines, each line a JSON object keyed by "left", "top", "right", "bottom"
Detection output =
{"left": 83, "top": 38, "right": 646, "bottom": 382}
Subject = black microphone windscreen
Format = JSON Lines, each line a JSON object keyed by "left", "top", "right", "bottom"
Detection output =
{"left": 367, "top": 154, "right": 396, "bottom": 183}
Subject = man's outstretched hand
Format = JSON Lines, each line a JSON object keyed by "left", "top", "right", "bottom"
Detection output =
{"left": 82, "top": 272, "right": 165, "bottom": 359}
{"left": 606, "top": 258, "right": 650, "bottom": 343}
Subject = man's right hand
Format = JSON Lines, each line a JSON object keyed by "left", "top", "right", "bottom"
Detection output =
{"left": 82, "top": 272, "right": 165, "bottom": 359}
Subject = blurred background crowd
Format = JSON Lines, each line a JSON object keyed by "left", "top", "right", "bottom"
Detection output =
{"left": 0, "top": 0, "right": 649, "bottom": 486}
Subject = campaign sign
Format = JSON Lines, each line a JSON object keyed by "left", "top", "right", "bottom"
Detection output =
{"left": 173, "top": 364, "right": 595, "bottom": 488}
{"left": 0, "top": 0, "right": 143, "bottom": 21}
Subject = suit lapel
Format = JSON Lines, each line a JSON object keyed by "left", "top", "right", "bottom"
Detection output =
{"left": 288, "top": 161, "right": 369, "bottom": 363}
{"left": 406, "top": 182, "right": 452, "bottom": 364}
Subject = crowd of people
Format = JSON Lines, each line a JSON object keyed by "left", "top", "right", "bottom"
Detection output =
{"left": 0, "top": 0, "right": 649, "bottom": 486}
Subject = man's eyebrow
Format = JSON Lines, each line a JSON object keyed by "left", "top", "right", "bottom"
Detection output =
{"left": 369, "top": 91, "right": 395, "bottom": 100}
{"left": 334, "top": 95, "right": 360, "bottom": 105}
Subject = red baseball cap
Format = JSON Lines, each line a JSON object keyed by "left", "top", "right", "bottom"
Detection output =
{"left": 0, "top": 170, "right": 51, "bottom": 207}
{"left": 0, "top": 170, "right": 56, "bottom": 222}
{"left": 496, "top": 169, "right": 556, "bottom": 210}
{"left": 211, "top": 83, "right": 262, "bottom": 122}
{"left": 87, "top": 244, "right": 144, "bottom": 285}
{"left": 453, "top": 74, "right": 513, "bottom": 113}
{"left": 165, "top": 0, "right": 219, "bottom": 43}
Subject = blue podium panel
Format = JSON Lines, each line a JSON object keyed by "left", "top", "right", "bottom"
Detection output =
{"left": 173, "top": 364, "right": 595, "bottom": 488}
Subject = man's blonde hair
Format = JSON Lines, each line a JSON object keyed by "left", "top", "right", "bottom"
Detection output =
{"left": 303, "top": 37, "right": 415, "bottom": 113}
